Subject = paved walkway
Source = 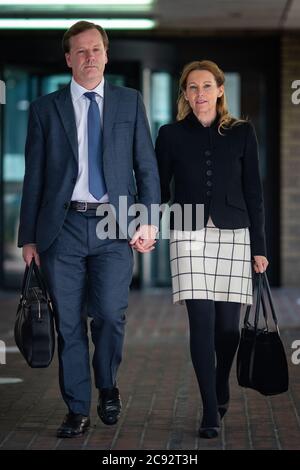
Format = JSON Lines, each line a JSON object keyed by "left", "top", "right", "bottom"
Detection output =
{"left": 0, "top": 288, "right": 300, "bottom": 450}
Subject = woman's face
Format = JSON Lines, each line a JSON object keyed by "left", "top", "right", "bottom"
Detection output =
{"left": 184, "top": 69, "right": 224, "bottom": 116}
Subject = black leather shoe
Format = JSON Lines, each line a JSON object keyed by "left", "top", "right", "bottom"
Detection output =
{"left": 56, "top": 413, "right": 90, "bottom": 438}
{"left": 97, "top": 387, "right": 122, "bottom": 425}
{"left": 198, "top": 427, "right": 220, "bottom": 439}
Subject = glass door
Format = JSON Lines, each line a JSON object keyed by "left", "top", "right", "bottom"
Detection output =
{"left": 2, "top": 68, "right": 34, "bottom": 286}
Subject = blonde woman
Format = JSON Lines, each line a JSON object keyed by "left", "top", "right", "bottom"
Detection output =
{"left": 155, "top": 60, "right": 268, "bottom": 439}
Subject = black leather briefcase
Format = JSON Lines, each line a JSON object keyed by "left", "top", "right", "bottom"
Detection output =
{"left": 14, "top": 259, "right": 55, "bottom": 368}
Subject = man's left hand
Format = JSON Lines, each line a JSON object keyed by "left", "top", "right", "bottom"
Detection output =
{"left": 129, "top": 225, "right": 158, "bottom": 253}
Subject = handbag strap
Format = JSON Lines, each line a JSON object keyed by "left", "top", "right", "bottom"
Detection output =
{"left": 244, "top": 273, "right": 268, "bottom": 330}
{"left": 244, "top": 272, "right": 279, "bottom": 333}
{"left": 244, "top": 273, "right": 263, "bottom": 327}
{"left": 262, "top": 271, "right": 279, "bottom": 330}
{"left": 260, "top": 290, "right": 269, "bottom": 331}
{"left": 254, "top": 273, "right": 264, "bottom": 330}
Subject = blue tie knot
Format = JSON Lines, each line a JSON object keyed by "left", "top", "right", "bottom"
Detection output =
{"left": 84, "top": 91, "right": 97, "bottom": 102}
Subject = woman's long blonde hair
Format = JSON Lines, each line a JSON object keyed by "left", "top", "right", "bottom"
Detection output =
{"left": 177, "top": 60, "right": 245, "bottom": 134}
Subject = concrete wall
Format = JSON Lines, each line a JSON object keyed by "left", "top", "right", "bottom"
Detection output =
{"left": 281, "top": 35, "right": 300, "bottom": 286}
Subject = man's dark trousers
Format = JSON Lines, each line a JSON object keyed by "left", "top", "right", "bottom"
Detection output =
{"left": 40, "top": 208, "right": 133, "bottom": 416}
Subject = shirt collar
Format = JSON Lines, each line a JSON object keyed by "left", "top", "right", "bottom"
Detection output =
{"left": 71, "top": 77, "right": 105, "bottom": 103}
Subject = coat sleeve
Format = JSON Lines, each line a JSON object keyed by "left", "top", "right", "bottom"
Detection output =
{"left": 242, "top": 122, "right": 267, "bottom": 257}
{"left": 132, "top": 91, "right": 161, "bottom": 225}
{"left": 155, "top": 125, "right": 173, "bottom": 204}
{"left": 18, "top": 102, "right": 46, "bottom": 247}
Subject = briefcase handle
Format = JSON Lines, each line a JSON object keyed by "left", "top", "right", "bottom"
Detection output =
{"left": 20, "top": 259, "right": 50, "bottom": 303}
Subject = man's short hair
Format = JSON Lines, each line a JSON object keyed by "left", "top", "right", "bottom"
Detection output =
{"left": 62, "top": 20, "right": 109, "bottom": 53}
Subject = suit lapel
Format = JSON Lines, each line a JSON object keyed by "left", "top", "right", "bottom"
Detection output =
{"left": 54, "top": 80, "right": 119, "bottom": 162}
{"left": 103, "top": 80, "right": 120, "bottom": 156}
{"left": 54, "top": 84, "right": 78, "bottom": 162}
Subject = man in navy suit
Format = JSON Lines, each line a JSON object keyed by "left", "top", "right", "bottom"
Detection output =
{"left": 18, "top": 21, "right": 160, "bottom": 438}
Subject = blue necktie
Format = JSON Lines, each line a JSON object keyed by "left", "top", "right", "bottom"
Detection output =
{"left": 84, "top": 92, "right": 107, "bottom": 200}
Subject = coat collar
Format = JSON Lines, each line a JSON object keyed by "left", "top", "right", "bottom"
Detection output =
{"left": 185, "top": 111, "right": 220, "bottom": 131}
{"left": 102, "top": 80, "right": 120, "bottom": 154}
{"left": 54, "top": 80, "right": 120, "bottom": 162}
{"left": 54, "top": 83, "right": 78, "bottom": 161}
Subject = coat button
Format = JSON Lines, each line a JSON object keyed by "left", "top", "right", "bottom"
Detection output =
{"left": 204, "top": 150, "right": 211, "bottom": 157}
{"left": 206, "top": 160, "right": 212, "bottom": 166}
{"left": 206, "top": 181, "right": 212, "bottom": 187}
{"left": 64, "top": 202, "right": 69, "bottom": 209}
{"left": 72, "top": 177, "right": 77, "bottom": 183}
{"left": 206, "top": 190, "right": 212, "bottom": 197}
{"left": 206, "top": 170, "right": 213, "bottom": 176}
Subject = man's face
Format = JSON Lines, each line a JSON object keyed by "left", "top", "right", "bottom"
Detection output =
{"left": 65, "top": 28, "right": 108, "bottom": 88}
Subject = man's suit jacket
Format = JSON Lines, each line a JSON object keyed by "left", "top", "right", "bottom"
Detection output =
{"left": 18, "top": 81, "right": 161, "bottom": 252}
{"left": 155, "top": 112, "right": 267, "bottom": 257}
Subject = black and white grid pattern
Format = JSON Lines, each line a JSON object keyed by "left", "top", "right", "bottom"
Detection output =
{"left": 170, "top": 217, "right": 253, "bottom": 305}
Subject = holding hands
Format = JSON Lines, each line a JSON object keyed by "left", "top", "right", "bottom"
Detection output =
{"left": 130, "top": 225, "right": 158, "bottom": 253}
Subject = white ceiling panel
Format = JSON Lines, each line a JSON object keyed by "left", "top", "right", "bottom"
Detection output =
{"left": 0, "top": 0, "right": 299, "bottom": 31}
{"left": 153, "top": 0, "right": 292, "bottom": 30}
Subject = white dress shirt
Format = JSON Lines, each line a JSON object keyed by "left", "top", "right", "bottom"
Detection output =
{"left": 70, "top": 77, "right": 109, "bottom": 203}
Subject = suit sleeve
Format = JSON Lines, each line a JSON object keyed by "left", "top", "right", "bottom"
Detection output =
{"left": 132, "top": 91, "right": 161, "bottom": 225}
{"left": 242, "top": 122, "right": 267, "bottom": 257}
{"left": 155, "top": 125, "right": 173, "bottom": 204}
{"left": 18, "top": 103, "right": 46, "bottom": 248}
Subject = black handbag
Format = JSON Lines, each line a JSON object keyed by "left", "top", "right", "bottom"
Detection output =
{"left": 236, "top": 272, "right": 289, "bottom": 396}
{"left": 14, "top": 259, "right": 55, "bottom": 368}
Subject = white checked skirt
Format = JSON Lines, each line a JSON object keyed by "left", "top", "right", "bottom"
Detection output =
{"left": 170, "top": 217, "right": 253, "bottom": 305}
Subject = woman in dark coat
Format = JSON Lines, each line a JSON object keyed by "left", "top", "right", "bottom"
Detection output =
{"left": 155, "top": 60, "right": 269, "bottom": 439}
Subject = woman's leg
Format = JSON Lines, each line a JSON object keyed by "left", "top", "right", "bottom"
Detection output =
{"left": 185, "top": 299, "right": 219, "bottom": 428}
{"left": 214, "top": 301, "right": 241, "bottom": 409}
